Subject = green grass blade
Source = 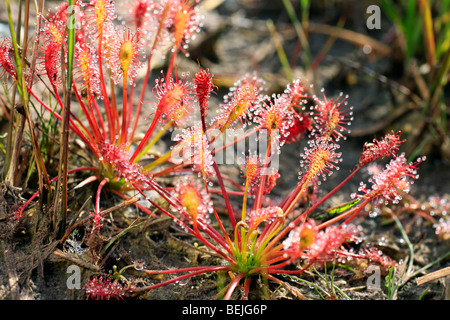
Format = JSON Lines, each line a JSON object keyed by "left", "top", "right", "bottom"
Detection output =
{"left": 267, "top": 19, "right": 293, "bottom": 82}
{"left": 379, "top": 0, "right": 401, "bottom": 26}
{"left": 5, "top": 0, "right": 51, "bottom": 190}
{"left": 418, "top": 0, "right": 436, "bottom": 67}
{"left": 282, "top": 0, "right": 311, "bottom": 69}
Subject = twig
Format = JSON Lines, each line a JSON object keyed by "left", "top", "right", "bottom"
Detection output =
{"left": 267, "top": 19, "right": 293, "bottom": 82}
{"left": 408, "top": 250, "right": 450, "bottom": 284}
{"left": 60, "top": 196, "right": 140, "bottom": 245}
{"left": 99, "top": 196, "right": 140, "bottom": 216}
{"left": 52, "top": 249, "right": 100, "bottom": 272}
{"left": 307, "top": 22, "right": 392, "bottom": 57}
{"left": 416, "top": 266, "right": 450, "bottom": 286}
{"left": 267, "top": 274, "right": 308, "bottom": 300}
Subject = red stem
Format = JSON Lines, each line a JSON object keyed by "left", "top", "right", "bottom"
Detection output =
{"left": 264, "top": 259, "right": 316, "bottom": 275}
{"left": 133, "top": 181, "right": 235, "bottom": 262}
{"left": 133, "top": 266, "right": 231, "bottom": 292}
{"left": 129, "top": 55, "right": 153, "bottom": 140}
{"left": 27, "top": 85, "right": 98, "bottom": 154}
{"left": 95, "top": 178, "right": 109, "bottom": 214}
{"left": 90, "top": 95, "right": 107, "bottom": 140}
{"left": 129, "top": 114, "right": 160, "bottom": 162}
{"left": 127, "top": 84, "right": 134, "bottom": 141}
{"left": 253, "top": 134, "right": 273, "bottom": 210}
{"left": 166, "top": 48, "right": 177, "bottom": 80}
{"left": 129, "top": 2, "right": 171, "bottom": 140}
{"left": 142, "top": 265, "right": 228, "bottom": 275}
{"left": 71, "top": 83, "right": 103, "bottom": 146}
{"left": 243, "top": 277, "right": 252, "bottom": 300}
{"left": 200, "top": 114, "right": 237, "bottom": 232}
{"left": 97, "top": 29, "right": 115, "bottom": 142}
{"left": 15, "top": 166, "right": 99, "bottom": 218}
{"left": 120, "top": 77, "right": 128, "bottom": 144}
{"left": 224, "top": 272, "right": 245, "bottom": 300}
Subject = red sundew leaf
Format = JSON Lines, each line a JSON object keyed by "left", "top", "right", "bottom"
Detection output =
{"left": 254, "top": 94, "right": 296, "bottom": 146}
{"left": 245, "top": 206, "right": 283, "bottom": 229}
{"left": 281, "top": 113, "right": 312, "bottom": 145}
{"left": 0, "top": 38, "right": 17, "bottom": 79}
{"left": 170, "top": 0, "right": 203, "bottom": 55}
{"left": 212, "top": 73, "right": 265, "bottom": 131}
{"left": 107, "top": 27, "right": 145, "bottom": 86}
{"left": 173, "top": 123, "right": 215, "bottom": 182}
{"left": 73, "top": 36, "right": 101, "bottom": 96}
{"left": 352, "top": 153, "right": 426, "bottom": 206}
{"left": 240, "top": 152, "right": 262, "bottom": 186}
{"left": 299, "top": 137, "right": 342, "bottom": 184}
{"left": 84, "top": 275, "right": 125, "bottom": 300}
{"left": 99, "top": 142, "right": 152, "bottom": 187}
{"left": 121, "top": 0, "right": 155, "bottom": 31}
{"left": 153, "top": 71, "right": 195, "bottom": 123}
{"left": 172, "top": 176, "right": 213, "bottom": 225}
{"left": 288, "top": 224, "right": 361, "bottom": 263}
{"left": 311, "top": 90, "right": 353, "bottom": 142}
{"left": 44, "top": 42, "right": 63, "bottom": 87}
{"left": 284, "top": 78, "right": 311, "bottom": 108}
{"left": 249, "top": 167, "right": 280, "bottom": 196}
{"left": 363, "top": 247, "right": 398, "bottom": 273}
{"left": 358, "top": 131, "right": 405, "bottom": 167}
{"left": 194, "top": 66, "right": 216, "bottom": 119}
{"left": 87, "top": 0, "right": 116, "bottom": 33}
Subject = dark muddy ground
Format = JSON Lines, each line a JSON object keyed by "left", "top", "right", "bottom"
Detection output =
{"left": 0, "top": 0, "right": 449, "bottom": 301}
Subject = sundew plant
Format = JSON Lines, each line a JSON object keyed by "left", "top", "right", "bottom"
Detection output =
{"left": 0, "top": 0, "right": 428, "bottom": 300}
